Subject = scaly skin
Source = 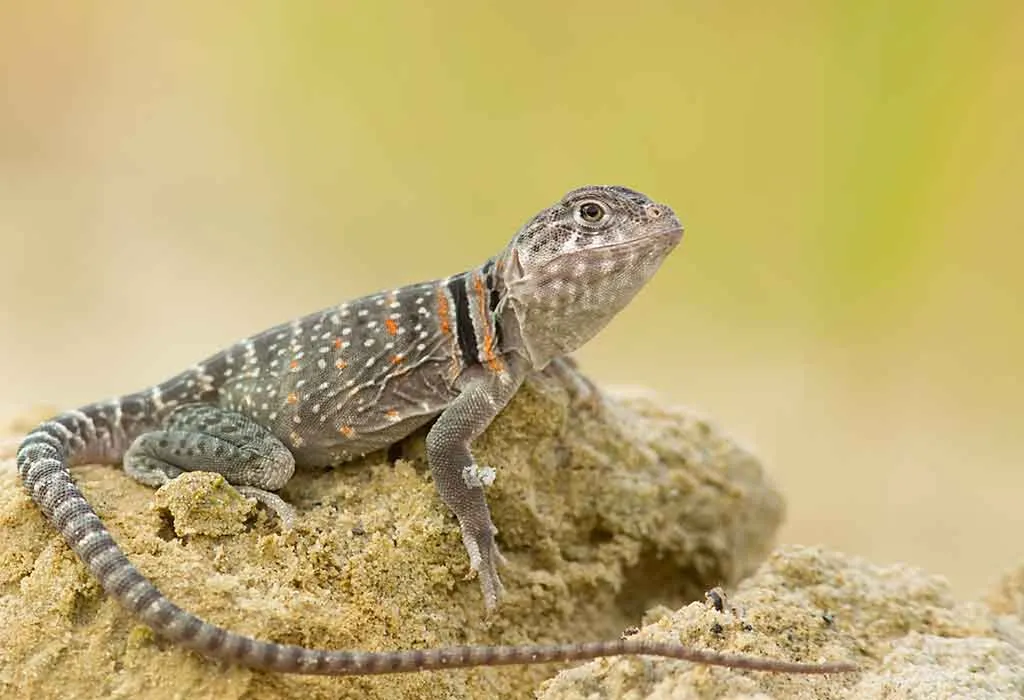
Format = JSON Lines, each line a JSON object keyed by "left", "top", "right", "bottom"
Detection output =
{"left": 16, "top": 185, "right": 857, "bottom": 675}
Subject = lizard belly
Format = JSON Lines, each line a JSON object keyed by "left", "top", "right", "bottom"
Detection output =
{"left": 287, "top": 411, "right": 439, "bottom": 466}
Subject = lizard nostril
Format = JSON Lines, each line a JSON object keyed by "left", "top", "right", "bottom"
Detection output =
{"left": 645, "top": 206, "right": 663, "bottom": 219}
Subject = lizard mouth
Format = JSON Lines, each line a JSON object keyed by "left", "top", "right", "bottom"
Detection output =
{"left": 506, "top": 222, "right": 684, "bottom": 297}
{"left": 514, "top": 223, "right": 683, "bottom": 294}
{"left": 584, "top": 223, "right": 684, "bottom": 256}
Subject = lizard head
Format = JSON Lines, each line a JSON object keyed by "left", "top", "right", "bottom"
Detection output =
{"left": 498, "top": 185, "right": 683, "bottom": 368}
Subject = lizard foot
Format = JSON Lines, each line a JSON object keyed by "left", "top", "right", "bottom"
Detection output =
{"left": 460, "top": 520, "right": 507, "bottom": 609}
{"left": 235, "top": 486, "right": 297, "bottom": 530}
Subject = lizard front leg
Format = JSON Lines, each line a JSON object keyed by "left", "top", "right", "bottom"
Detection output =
{"left": 122, "top": 403, "right": 298, "bottom": 526}
{"left": 426, "top": 357, "right": 527, "bottom": 609}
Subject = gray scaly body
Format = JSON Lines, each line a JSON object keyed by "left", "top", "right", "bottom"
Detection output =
{"left": 16, "top": 186, "right": 856, "bottom": 676}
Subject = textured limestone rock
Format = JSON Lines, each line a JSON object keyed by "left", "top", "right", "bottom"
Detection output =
{"left": 988, "top": 563, "right": 1024, "bottom": 621}
{"left": 0, "top": 373, "right": 784, "bottom": 700}
{"left": 538, "top": 546, "right": 1024, "bottom": 700}
{"left": 153, "top": 471, "right": 257, "bottom": 537}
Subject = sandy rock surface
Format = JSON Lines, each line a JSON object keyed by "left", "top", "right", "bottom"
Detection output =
{"left": 0, "top": 374, "right": 784, "bottom": 699}
{"left": 539, "top": 544, "right": 1024, "bottom": 699}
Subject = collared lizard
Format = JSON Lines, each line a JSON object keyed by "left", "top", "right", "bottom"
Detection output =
{"left": 15, "top": 185, "right": 856, "bottom": 675}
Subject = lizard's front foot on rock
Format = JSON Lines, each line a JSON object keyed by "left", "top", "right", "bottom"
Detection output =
{"left": 460, "top": 520, "right": 507, "bottom": 609}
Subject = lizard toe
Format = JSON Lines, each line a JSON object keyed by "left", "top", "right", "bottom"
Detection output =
{"left": 235, "top": 486, "right": 297, "bottom": 530}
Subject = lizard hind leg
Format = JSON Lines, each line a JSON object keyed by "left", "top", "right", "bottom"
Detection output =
{"left": 123, "top": 403, "right": 297, "bottom": 527}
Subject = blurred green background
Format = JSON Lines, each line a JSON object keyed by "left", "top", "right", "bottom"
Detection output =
{"left": 2, "top": 2, "right": 1021, "bottom": 598}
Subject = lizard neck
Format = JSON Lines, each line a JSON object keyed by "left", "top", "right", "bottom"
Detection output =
{"left": 488, "top": 249, "right": 562, "bottom": 371}
{"left": 494, "top": 233, "right": 674, "bottom": 369}
{"left": 441, "top": 258, "right": 523, "bottom": 373}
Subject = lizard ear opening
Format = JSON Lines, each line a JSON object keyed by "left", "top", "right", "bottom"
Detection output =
{"left": 501, "top": 247, "right": 530, "bottom": 294}
{"left": 508, "top": 247, "right": 525, "bottom": 281}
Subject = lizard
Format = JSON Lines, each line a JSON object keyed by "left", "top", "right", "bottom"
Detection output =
{"left": 14, "top": 185, "right": 857, "bottom": 676}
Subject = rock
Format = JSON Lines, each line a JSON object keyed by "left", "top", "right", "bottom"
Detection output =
{"left": 0, "top": 373, "right": 784, "bottom": 700}
{"left": 153, "top": 471, "right": 257, "bottom": 537}
{"left": 538, "top": 546, "right": 1024, "bottom": 700}
{"left": 987, "top": 564, "right": 1024, "bottom": 621}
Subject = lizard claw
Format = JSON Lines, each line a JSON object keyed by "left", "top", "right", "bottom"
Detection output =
{"left": 234, "top": 486, "right": 297, "bottom": 530}
{"left": 460, "top": 521, "right": 506, "bottom": 609}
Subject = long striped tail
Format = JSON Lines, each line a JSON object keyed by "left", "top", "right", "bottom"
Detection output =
{"left": 16, "top": 407, "right": 858, "bottom": 676}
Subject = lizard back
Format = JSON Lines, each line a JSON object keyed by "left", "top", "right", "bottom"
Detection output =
{"left": 153, "top": 262, "right": 505, "bottom": 466}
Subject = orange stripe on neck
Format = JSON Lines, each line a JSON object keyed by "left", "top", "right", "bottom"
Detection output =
{"left": 473, "top": 272, "right": 504, "bottom": 372}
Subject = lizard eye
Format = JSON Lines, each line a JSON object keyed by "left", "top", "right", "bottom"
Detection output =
{"left": 575, "top": 201, "right": 608, "bottom": 226}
